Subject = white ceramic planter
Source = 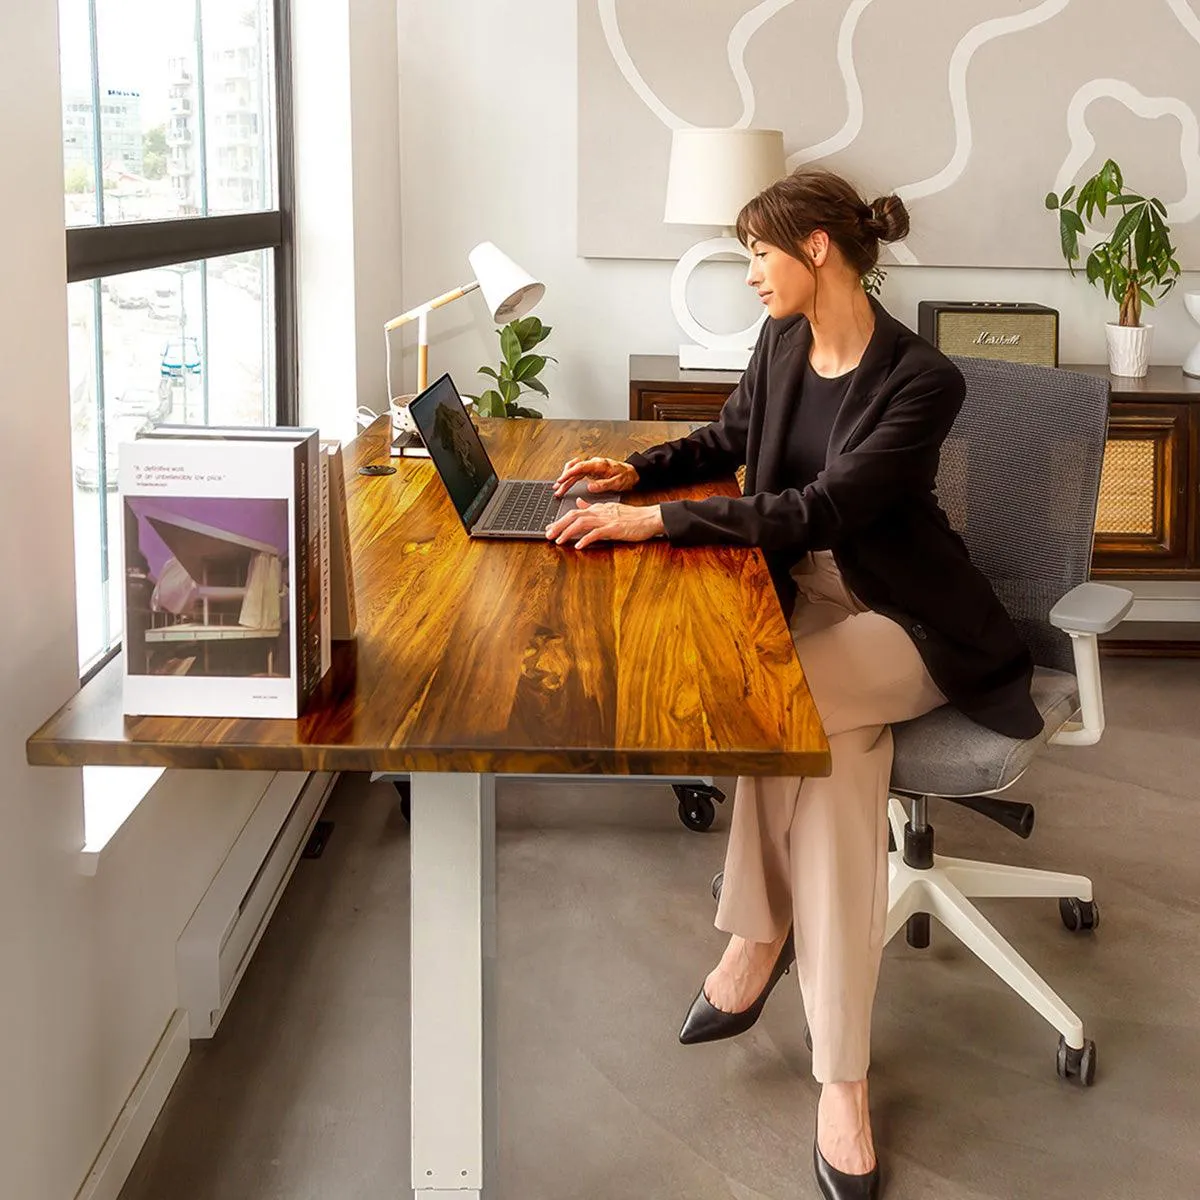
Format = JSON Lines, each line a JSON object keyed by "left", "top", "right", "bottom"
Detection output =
{"left": 1183, "top": 292, "right": 1200, "bottom": 379}
{"left": 1104, "top": 322, "right": 1153, "bottom": 377}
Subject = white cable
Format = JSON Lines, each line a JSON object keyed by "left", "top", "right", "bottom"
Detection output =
{"left": 385, "top": 323, "right": 394, "bottom": 407}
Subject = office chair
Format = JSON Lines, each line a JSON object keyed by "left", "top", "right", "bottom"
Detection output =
{"left": 883, "top": 356, "right": 1133, "bottom": 1087}
{"left": 714, "top": 357, "right": 1131, "bottom": 1086}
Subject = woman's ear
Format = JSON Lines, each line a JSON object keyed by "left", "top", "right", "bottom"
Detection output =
{"left": 806, "top": 229, "right": 831, "bottom": 266}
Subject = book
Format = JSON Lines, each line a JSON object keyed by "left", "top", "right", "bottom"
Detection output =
{"left": 119, "top": 434, "right": 318, "bottom": 719}
{"left": 318, "top": 441, "right": 331, "bottom": 677}
{"left": 138, "top": 425, "right": 324, "bottom": 705}
{"left": 321, "top": 440, "right": 357, "bottom": 640}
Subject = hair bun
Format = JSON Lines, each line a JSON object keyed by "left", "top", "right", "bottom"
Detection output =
{"left": 867, "top": 194, "right": 910, "bottom": 243}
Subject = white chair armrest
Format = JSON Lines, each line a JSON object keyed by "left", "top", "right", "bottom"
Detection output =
{"left": 1047, "top": 584, "right": 1132, "bottom": 748}
{"left": 1049, "top": 582, "right": 1134, "bottom": 635}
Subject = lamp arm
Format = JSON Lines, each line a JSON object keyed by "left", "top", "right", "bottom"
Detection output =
{"left": 383, "top": 279, "right": 480, "bottom": 332}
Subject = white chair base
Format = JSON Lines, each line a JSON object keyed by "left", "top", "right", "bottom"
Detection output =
{"left": 885, "top": 797, "right": 1091, "bottom": 1050}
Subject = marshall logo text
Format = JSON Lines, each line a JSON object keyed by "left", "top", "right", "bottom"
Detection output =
{"left": 974, "top": 330, "right": 1021, "bottom": 346}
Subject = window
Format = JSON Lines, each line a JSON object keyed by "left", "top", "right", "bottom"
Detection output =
{"left": 59, "top": 0, "right": 295, "bottom": 678}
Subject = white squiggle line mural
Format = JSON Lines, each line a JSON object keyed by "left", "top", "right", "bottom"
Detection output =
{"left": 894, "top": 0, "right": 1072, "bottom": 204}
{"left": 728, "top": 0, "right": 798, "bottom": 128}
{"left": 884, "top": 0, "right": 1072, "bottom": 265}
{"left": 1165, "top": 0, "right": 1200, "bottom": 45}
{"left": 597, "top": 0, "right": 689, "bottom": 129}
{"left": 599, "top": 0, "right": 797, "bottom": 131}
{"left": 787, "top": 0, "right": 880, "bottom": 168}
{"left": 1054, "top": 79, "right": 1200, "bottom": 233}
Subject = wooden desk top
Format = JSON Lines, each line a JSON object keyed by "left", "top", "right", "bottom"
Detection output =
{"left": 27, "top": 418, "right": 829, "bottom": 777}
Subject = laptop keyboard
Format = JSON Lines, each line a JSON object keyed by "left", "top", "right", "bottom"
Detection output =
{"left": 485, "top": 481, "right": 561, "bottom": 532}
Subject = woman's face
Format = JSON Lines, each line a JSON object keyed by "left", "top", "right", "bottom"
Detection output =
{"left": 745, "top": 232, "right": 827, "bottom": 319}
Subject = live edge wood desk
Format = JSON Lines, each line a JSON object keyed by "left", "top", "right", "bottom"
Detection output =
{"left": 27, "top": 416, "right": 829, "bottom": 1200}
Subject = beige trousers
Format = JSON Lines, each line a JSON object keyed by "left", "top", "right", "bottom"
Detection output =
{"left": 715, "top": 550, "right": 946, "bottom": 1083}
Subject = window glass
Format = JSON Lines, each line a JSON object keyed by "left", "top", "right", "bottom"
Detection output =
{"left": 61, "top": 0, "right": 276, "bottom": 225}
{"left": 68, "top": 251, "right": 275, "bottom": 673}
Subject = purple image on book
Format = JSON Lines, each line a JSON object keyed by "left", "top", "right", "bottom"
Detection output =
{"left": 126, "top": 496, "right": 289, "bottom": 579}
{"left": 123, "top": 496, "right": 292, "bottom": 679}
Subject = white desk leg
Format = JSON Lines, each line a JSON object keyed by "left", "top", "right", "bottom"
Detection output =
{"left": 410, "top": 772, "right": 497, "bottom": 1199}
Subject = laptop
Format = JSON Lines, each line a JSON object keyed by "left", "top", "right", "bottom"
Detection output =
{"left": 408, "top": 373, "right": 614, "bottom": 539}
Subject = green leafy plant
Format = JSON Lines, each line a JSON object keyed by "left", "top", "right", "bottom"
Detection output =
{"left": 1046, "top": 158, "right": 1181, "bottom": 327}
{"left": 862, "top": 265, "right": 887, "bottom": 297}
{"left": 465, "top": 316, "right": 555, "bottom": 418}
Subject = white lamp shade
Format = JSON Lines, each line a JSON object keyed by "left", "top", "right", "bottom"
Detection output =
{"left": 467, "top": 241, "right": 545, "bottom": 323}
{"left": 664, "top": 128, "right": 786, "bottom": 227}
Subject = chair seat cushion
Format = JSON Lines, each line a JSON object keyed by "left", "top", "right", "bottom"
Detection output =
{"left": 890, "top": 667, "right": 1079, "bottom": 797}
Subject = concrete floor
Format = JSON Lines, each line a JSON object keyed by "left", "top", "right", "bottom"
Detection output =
{"left": 119, "top": 656, "right": 1200, "bottom": 1199}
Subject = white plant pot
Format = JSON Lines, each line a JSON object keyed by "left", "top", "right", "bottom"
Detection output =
{"left": 1104, "top": 322, "right": 1153, "bottom": 378}
{"left": 1183, "top": 291, "right": 1200, "bottom": 379}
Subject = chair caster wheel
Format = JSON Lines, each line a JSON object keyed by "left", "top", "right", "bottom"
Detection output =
{"left": 673, "top": 784, "right": 723, "bottom": 832}
{"left": 711, "top": 871, "right": 724, "bottom": 903}
{"left": 1056, "top": 1034, "right": 1097, "bottom": 1086}
{"left": 393, "top": 780, "right": 410, "bottom": 824}
{"left": 1059, "top": 896, "right": 1099, "bottom": 932}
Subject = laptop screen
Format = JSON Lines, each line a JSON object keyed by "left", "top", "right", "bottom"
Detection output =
{"left": 407, "top": 373, "right": 500, "bottom": 531}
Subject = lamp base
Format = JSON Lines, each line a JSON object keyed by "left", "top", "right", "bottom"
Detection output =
{"left": 389, "top": 428, "right": 431, "bottom": 458}
{"left": 678, "top": 343, "right": 752, "bottom": 372}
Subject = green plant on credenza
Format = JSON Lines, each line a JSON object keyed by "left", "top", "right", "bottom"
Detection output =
{"left": 1046, "top": 158, "right": 1181, "bottom": 327}
{"left": 1046, "top": 157, "right": 1181, "bottom": 376}
{"left": 465, "top": 316, "right": 555, "bottom": 418}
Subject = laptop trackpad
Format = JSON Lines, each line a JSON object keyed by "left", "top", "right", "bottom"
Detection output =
{"left": 555, "top": 484, "right": 620, "bottom": 518}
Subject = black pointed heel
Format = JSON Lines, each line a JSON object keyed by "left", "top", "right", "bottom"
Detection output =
{"left": 813, "top": 1134, "right": 881, "bottom": 1200}
{"left": 678, "top": 930, "right": 795, "bottom": 1045}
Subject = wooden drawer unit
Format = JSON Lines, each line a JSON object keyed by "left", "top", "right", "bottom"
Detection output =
{"left": 1090, "top": 401, "right": 1191, "bottom": 572}
{"left": 1065, "top": 365, "right": 1199, "bottom": 580}
{"left": 629, "top": 356, "right": 736, "bottom": 424}
{"left": 631, "top": 355, "right": 1200, "bottom": 583}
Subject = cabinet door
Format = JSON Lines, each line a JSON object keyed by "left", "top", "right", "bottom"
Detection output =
{"left": 1091, "top": 401, "right": 1191, "bottom": 576}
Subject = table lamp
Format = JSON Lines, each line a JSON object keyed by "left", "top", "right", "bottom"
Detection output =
{"left": 664, "top": 127, "right": 785, "bottom": 371}
{"left": 383, "top": 241, "right": 545, "bottom": 412}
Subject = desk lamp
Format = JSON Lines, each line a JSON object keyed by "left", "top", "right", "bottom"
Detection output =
{"left": 384, "top": 241, "right": 545, "bottom": 417}
{"left": 664, "top": 127, "right": 785, "bottom": 371}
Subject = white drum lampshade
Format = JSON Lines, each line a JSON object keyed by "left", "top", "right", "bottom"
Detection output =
{"left": 664, "top": 127, "right": 785, "bottom": 371}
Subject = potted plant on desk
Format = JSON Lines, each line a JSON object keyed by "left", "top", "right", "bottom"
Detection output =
{"left": 1046, "top": 158, "right": 1181, "bottom": 377}
{"left": 465, "top": 316, "right": 555, "bottom": 417}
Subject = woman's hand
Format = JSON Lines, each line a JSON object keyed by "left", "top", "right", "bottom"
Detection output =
{"left": 552, "top": 456, "right": 639, "bottom": 498}
{"left": 545, "top": 500, "right": 664, "bottom": 550}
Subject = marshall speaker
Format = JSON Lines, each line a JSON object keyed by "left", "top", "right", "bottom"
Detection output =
{"left": 918, "top": 301, "right": 1059, "bottom": 367}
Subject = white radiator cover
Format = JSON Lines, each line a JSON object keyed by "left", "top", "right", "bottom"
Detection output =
{"left": 177, "top": 769, "right": 337, "bottom": 1039}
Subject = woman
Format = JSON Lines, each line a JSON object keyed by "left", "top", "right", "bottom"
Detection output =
{"left": 546, "top": 169, "right": 1041, "bottom": 1200}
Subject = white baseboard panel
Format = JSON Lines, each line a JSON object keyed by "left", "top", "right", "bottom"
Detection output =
{"left": 74, "top": 1009, "right": 190, "bottom": 1200}
{"left": 177, "top": 770, "right": 338, "bottom": 1039}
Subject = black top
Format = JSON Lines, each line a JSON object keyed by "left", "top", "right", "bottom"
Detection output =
{"left": 789, "top": 360, "right": 857, "bottom": 490}
{"left": 625, "top": 299, "right": 1042, "bottom": 740}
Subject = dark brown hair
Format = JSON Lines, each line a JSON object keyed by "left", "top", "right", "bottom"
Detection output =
{"left": 735, "top": 168, "right": 909, "bottom": 280}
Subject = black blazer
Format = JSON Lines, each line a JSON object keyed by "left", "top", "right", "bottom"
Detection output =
{"left": 627, "top": 299, "right": 1042, "bottom": 740}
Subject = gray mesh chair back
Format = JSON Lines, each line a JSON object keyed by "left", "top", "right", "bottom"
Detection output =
{"left": 938, "top": 359, "right": 1111, "bottom": 672}
{"left": 889, "top": 359, "right": 1113, "bottom": 799}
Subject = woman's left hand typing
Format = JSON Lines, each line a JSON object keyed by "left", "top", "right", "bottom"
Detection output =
{"left": 545, "top": 500, "right": 665, "bottom": 550}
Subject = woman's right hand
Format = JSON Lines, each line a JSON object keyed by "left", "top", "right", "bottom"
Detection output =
{"left": 552, "top": 456, "right": 639, "bottom": 498}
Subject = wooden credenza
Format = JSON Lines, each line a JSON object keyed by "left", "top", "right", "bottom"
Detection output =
{"left": 630, "top": 355, "right": 1200, "bottom": 583}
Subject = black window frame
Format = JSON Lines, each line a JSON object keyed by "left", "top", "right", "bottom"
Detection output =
{"left": 67, "top": 0, "right": 297, "bottom": 684}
